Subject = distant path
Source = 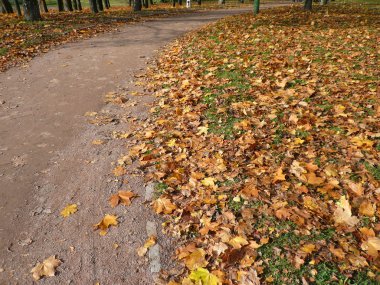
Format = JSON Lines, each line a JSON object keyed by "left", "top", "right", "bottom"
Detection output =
{"left": 0, "top": 5, "right": 288, "bottom": 284}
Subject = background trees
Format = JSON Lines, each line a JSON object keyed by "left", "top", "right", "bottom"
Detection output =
{"left": 0, "top": 0, "right": 333, "bottom": 21}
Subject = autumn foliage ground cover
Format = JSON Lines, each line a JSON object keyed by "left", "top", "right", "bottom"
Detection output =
{"left": 0, "top": 5, "right": 199, "bottom": 71}
{"left": 131, "top": 4, "right": 380, "bottom": 284}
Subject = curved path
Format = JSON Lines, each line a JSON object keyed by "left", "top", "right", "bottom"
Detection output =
{"left": 0, "top": 5, "right": 285, "bottom": 284}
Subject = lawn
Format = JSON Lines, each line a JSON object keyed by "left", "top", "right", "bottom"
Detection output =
{"left": 133, "top": 3, "right": 380, "bottom": 284}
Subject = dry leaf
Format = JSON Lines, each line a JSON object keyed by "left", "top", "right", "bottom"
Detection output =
{"left": 31, "top": 256, "right": 61, "bottom": 280}
{"left": 94, "top": 214, "right": 118, "bottom": 236}
{"left": 152, "top": 197, "right": 177, "bottom": 214}
{"left": 60, "top": 204, "right": 78, "bottom": 218}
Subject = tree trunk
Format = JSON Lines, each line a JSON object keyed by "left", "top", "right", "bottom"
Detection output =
{"left": 77, "top": 0, "right": 82, "bottom": 9}
{"left": 304, "top": 0, "right": 312, "bottom": 10}
{"left": 149, "top": 0, "right": 153, "bottom": 5}
{"left": 172, "top": 0, "right": 175, "bottom": 7}
{"left": 129, "top": 0, "right": 132, "bottom": 6}
{"left": 65, "top": 0, "right": 73, "bottom": 11}
{"left": 106, "top": 0, "right": 110, "bottom": 7}
{"left": 89, "top": 0, "right": 98, "bottom": 13}
{"left": 1, "top": 3, "right": 6, "bottom": 13}
{"left": 143, "top": 0, "right": 148, "bottom": 8}
{"left": 197, "top": 0, "right": 201, "bottom": 5}
{"left": 253, "top": 0, "right": 259, "bottom": 14}
{"left": 23, "top": 0, "right": 41, "bottom": 20}
{"left": 178, "top": 0, "right": 182, "bottom": 5}
{"left": 133, "top": 0, "right": 141, "bottom": 11}
{"left": 97, "top": 0, "right": 103, "bottom": 11}
{"left": 102, "top": 0, "right": 108, "bottom": 9}
{"left": 39, "top": 0, "right": 48, "bottom": 12}
{"left": 218, "top": 0, "right": 225, "bottom": 4}
{"left": 15, "top": 0, "right": 22, "bottom": 15}
{"left": 72, "top": 0, "right": 78, "bottom": 10}
{"left": 321, "top": 0, "right": 327, "bottom": 4}
{"left": 57, "top": 0, "right": 64, "bottom": 11}
{"left": 1, "top": 0, "right": 13, "bottom": 13}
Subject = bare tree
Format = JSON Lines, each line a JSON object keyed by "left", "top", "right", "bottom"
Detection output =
{"left": 23, "top": 0, "right": 41, "bottom": 20}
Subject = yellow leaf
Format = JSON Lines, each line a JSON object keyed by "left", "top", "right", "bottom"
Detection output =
{"left": 300, "top": 244, "right": 316, "bottom": 254}
{"left": 60, "top": 204, "right": 78, "bottom": 218}
{"left": 273, "top": 167, "right": 286, "bottom": 183}
{"left": 152, "top": 197, "right": 177, "bottom": 214}
{"left": 94, "top": 214, "right": 118, "bottom": 236}
{"left": 351, "top": 136, "right": 374, "bottom": 149}
{"left": 294, "top": 138, "right": 305, "bottom": 145}
{"left": 166, "top": 139, "right": 177, "bottom": 147}
{"left": 31, "top": 256, "right": 61, "bottom": 281}
{"left": 185, "top": 248, "right": 208, "bottom": 270}
{"left": 189, "top": 268, "right": 220, "bottom": 285}
{"left": 228, "top": 236, "right": 249, "bottom": 249}
{"left": 201, "top": 177, "right": 216, "bottom": 188}
{"left": 137, "top": 235, "right": 157, "bottom": 257}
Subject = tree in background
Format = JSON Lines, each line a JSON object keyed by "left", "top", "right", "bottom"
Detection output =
{"left": 253, "top": 0, "right": 259, "bottom": 14}
{"left": 97, "top": 0, "right": 104, "bottom": 11}
{"left": 57, "top": 0, "right": 64, "bottom": 11}
{"left": 1, "top": 0, "right": 13, "bottom": 13}
{"left": 134, "top": 0, "right": 142, "bottom": 11}
{"left": 89, "top": 0, "right": 98, "bottom": 13}
{"left": 15, "top": 0, "right": 22, "bottom": 15}
{"left": 39, "top": 0, "right": 48, "bottom": 12}
{"left": 304, "top": 0, "right": 312, "bottom": 10}
{"left": 23, "top": 0, "right": 41, "bottom": 20}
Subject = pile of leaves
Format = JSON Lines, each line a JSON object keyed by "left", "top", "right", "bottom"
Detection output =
{"left": 131, "top": 4, "right": 379, "bottom": 284}
{"left": 0, "top": 5, "right": 195, "bottom": 72}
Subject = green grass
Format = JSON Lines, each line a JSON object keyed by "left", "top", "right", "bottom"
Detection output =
{"left": 0, "top": 48, "right": 8, "bottom": 56}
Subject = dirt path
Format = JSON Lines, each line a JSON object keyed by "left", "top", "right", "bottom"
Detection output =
{"left": 0, "top": 5, "right": 287, "bottom": 284}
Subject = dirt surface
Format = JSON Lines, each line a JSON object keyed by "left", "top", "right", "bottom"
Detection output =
{"left": 0, "top": 5, "right": 288, "bottom": 284}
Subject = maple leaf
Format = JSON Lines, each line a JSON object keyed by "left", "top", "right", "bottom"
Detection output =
{"left": 351, "top": 136, "right": 374, "bottom": 149}
{"left": 361, "top": 237, "right": 380, "bottom": 258}
{"left": 188, "top": 268, "right": 220, "bottom": 285}
{"left": 333, "top": 196, "right": 359, "bottom": 228}
{"left": 60, "top": 204, "right": 78, "bottom": 217}
{"left": 201, "top": 177, "right": 216, "bottom": 188}
{"left": 137, "top": 235, "right": 157, "bottom": 257}
{"left": 94, "top": 214, "right": 118, "bottom": 236}
{"left": 113, "top": 165, "right": 126, "bottom": 177}
{"left": 300, "top": 244, "right": 316, "bottom": 254}
{"left": 358, "top": 200, "right": 375, "bottom": 217}
{"left": 109, "top": 190, "right": 137, "bottom": 207}
{"left": 152, "top": 197, "right": 177, "bottom": 214}
{"left": 31, "top": 256, "right": 61, "bottom": 281}
{"left": 273, "top": 167, "right": 286, "bottom": 183}
{"left": 185, "top": 248, "right": 208, "bottom": 270}
{"left": 240, "top": 183, "right": 259, "bottom": 198}
{"left": 228, "top": 236, "right": 249, "bottom": 249}
{"left": 305, "top": 172, "right": 324, "bottom": 185}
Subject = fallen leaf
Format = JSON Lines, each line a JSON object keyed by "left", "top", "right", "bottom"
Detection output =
{"left": 94, "top": 214, "right": 118, "bottom": 236}
{"left": 333, "top": 195, "right": 359, "bottom": 228}
{"left": 189, "top": 268, "right": 220, "bottom": 285}
{"left": 60, "top": 204, "right": 78, "bottom": 218}
{"left": 152, "top": 197, "right": 177, "bottom": 214}
{"left": 185, "top": 248, "right": 208, "bottom": 270}
{"left": 109, "top": 190, "right": 137, "bottom": 207}
{"left": 31, "top": 256, "right": 61, "bottom": 281}
{"left": 137, "top": 235, "right": 157, "bottom": 256}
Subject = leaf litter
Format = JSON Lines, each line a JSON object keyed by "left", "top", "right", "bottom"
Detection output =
{"left": 126, "top": 4, "right": 380, "bottom": 285}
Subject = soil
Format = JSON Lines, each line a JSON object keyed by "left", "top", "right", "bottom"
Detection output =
{"left": 0, "top": 5, "right": 287, "bottom": 284}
